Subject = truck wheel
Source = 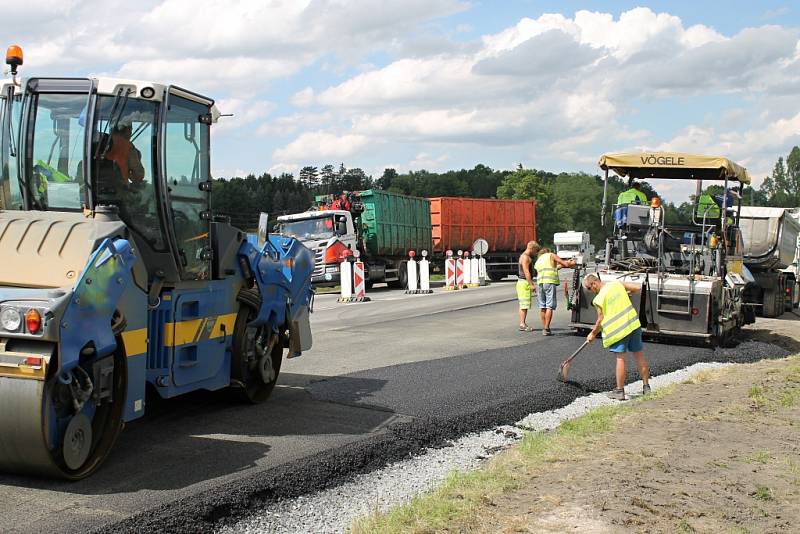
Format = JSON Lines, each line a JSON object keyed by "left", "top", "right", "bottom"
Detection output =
{"left": 486, "top": 270, "right": 506, "bottom": 281}
{"left": 388, "top": 262, "right": 408, "bottom": 289}
{"left": 230, "top": 306, "right": 283, "bottom": 403}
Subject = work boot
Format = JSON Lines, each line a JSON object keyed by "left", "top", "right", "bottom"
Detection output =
{"left": 608, "top": 388, "right": 626, "bottom": 401}
{"left": 642, "top": 384, "right": 651, "bottom": 395}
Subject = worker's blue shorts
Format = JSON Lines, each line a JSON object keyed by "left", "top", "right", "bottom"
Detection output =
{"left": 608, "top": 328, "right": 644, "bottom": 354}
{"left": 537, "top": 283, "right": 557, "bottom": 310}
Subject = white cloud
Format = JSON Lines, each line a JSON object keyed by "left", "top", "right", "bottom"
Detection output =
{"left": 410, "top": 152, "right": 450, "bottom": 169}
{"left": 7, "top": 3, "right": 800, "bottom": 203}
{"left": 213, "top": 98, "right": 276, "bottom": 134}
{"left": 273, "top": 131, "right": 370, "bottom": 162}
{"left": 291, "top": 87, "right": 315, "bottom": 108}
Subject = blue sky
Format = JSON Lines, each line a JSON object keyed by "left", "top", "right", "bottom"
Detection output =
{"left": 3, "top": 1, "right": 799, "bottom": 200}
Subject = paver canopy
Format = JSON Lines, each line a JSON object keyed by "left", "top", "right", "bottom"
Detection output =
{"left": 598, "top": 152, "right": 751, "bottom": 184}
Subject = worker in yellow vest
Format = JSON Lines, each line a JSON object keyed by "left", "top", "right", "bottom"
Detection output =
{"left": 617, "top": 181, "right": 647, "bottom": 205}
{"left": 582, "top": 273, "right": 651, "bottom": 400}
{"left": 534, "top": 248, "right": 575, "bottom": 335}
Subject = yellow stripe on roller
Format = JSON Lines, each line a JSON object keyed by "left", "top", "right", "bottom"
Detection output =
{"left": 164, "top": 313, "right": 238, "bottom": 347}
{"left": 165, "top": 318, "right": 204, "bottom": 347}
{"left": 211, "top": 313, "right": 237, "bottom": 338}
{"left": 121, "top": 328, "right": 148, "bottom": 357}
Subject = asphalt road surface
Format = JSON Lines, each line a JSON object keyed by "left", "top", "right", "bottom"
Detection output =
{"left": 0, "top": 279, "right": 791, "bottom": 533}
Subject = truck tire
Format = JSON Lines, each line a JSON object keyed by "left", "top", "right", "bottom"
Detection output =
{"left": 486, "top": 269, "right": 505, "bottom": 282}
{"left": 388, "top": 262, "right": 408, "bottom": 289}
{"left": 763, "top": 288, "right": 781, "bottom": 318}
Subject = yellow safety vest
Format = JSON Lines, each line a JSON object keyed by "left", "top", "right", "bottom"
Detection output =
{"left": 593, "top": 281, "right": 641, "bottom": 348}
{"left": 697, "top": 194, "right": 720, "bottom": 219}
{"left": 535, "top": 253, "right": 560, "bottom": 285}
{"left": 617, "top": 188, "right": 646, "bottom": 206}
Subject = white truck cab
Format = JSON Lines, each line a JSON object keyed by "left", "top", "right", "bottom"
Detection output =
{"left": 277, "top": 210, "right": 358, "bottom": 284}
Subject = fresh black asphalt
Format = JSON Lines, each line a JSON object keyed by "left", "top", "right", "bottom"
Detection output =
{"left": 101, "top": 332, "right": 789, "bottom": 533}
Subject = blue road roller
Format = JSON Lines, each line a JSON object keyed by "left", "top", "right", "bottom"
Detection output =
{"left": 0, "top": 47, "right": 314, "bottom": 479}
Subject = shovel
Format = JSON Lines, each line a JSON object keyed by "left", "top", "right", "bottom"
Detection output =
{"left": 557, "top": 340, "right": 590, "bottom": 382}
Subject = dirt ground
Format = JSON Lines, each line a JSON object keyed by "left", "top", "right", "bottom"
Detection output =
{"left": 472, "top": 321, "right": 800, "bottom": 533}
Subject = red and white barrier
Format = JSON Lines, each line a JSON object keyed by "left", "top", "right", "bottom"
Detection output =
{"left": 353, "top": 260, "right": 366, "bottom": 298}
{"left": 445, "top": 250, "right": 457, "bottom": 290}
{"left": 338, "top": 250, "right": 370, "bottom": 303}
{"left": 456, "top": 250, "right": 464, "bottom": 288}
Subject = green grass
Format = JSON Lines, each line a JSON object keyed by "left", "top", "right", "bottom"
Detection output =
{"left": 744, "top": 451, "right": 771, "bottom": 465}
{"left": 748, "top": 385, "right": 767, "bottom": 407}
{"left": 753, "top": 485, "right": 774, "bottom": 501}
{"left": 352, "top": 359, "right": 799, "bottom": 533}
{"left": 352, "top": 399, "right": 633, "bottom": 533}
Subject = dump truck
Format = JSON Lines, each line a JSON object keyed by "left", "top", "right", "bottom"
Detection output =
{"left": 277, "top": 189, "right": 431, "bottom": 288}
{"left": 429, "top": 197, "right": 537, "bottom": 280}
{"left": 569, "top": 152, "right": 753, "bottom": 345}
{"left": 278, "top": 193, "right": 537, "bottom": 286}
{"left": 739, "top": 206, "right": 800, "bottom": 317}
{"left": 0, "top": 47, "right": 314, "bottom": 479}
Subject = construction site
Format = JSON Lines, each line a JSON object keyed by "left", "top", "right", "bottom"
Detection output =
{"left": 1, "top": 3, "right": 799, "bottom": 533}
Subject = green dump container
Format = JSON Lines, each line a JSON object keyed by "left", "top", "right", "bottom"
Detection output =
{"left": 358, "top": 189, "right": 432, "bottom": 257}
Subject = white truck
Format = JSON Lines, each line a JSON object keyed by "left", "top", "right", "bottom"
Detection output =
{"left": 739, "top": 206, "right": 800, "bottom": 317}
{"left": 554, "top": 231, "right": 594, "bottom": 264}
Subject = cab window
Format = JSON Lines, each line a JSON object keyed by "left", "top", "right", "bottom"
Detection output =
{"left": 94, "top": 96, "right": 166, "bottom": 250}
{"left": 28, "top": 93, "right": 87, "bottom": 210}
{"left": 164, "top": 94, "right": 210, "bottom": 280}
{"left": 0, "top": 91, "right": 23, "bottom": 210}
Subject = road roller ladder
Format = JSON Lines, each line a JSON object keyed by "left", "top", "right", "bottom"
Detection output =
{"left": 0, "top": 46, "right": 315, "bottom": 479}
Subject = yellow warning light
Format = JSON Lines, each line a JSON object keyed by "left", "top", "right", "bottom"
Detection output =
{"left": 650, "top": 196, "right": 661, "bottom": 208}
{"left": 6, "top": 45, "right": 23, "bottom": 74}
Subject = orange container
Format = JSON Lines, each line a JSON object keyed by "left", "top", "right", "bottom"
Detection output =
{"left": 429, "top": 197, "right": 537, "bottom": 254}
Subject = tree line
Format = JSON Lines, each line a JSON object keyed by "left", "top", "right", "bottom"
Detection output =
{"left": 211, "top": 148, "right": 800, "bottom": 247}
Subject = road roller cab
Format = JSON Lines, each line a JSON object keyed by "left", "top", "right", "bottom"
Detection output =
{"left": 0, "top": 50, "right": 314, "bottom": 479}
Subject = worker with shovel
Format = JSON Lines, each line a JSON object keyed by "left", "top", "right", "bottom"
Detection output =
{"left": 579, "top": 273, "right": 651, "bottom": 400}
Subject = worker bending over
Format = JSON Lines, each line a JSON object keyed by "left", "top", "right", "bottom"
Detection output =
{"left": 582, "top": 273, "right": 650, "bottom": 400}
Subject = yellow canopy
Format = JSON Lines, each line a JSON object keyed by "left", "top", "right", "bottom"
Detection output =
{"left": 598, "top": 152, "right": 751, "bottom": 184}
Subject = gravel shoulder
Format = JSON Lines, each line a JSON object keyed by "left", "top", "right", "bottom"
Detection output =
{"left": 358, "top": 355, "right": 800, "bottom": 533}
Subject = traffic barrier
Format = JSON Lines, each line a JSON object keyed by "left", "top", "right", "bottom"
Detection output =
{"left": 405, "top": 251, "right": 418, "bottom": 293}
{"left": 462, "top": 251, "right": 471, "bottom": 289}
{"left": 419, "top": 251, "right": 433, "bottom": 293}
{"left": 478, "top": 256, "right": 488, "bottom": 286}
{"left": 353, "top": 260, "right": 369, "bottom": 300}
{"left": 468, "top": 256, "right": 480, "bottom": 287}
{"left": 445, "top": 250, "right": 457, "bottom": 290}
{"left": 406, "top": 250, "right": 434, "bottom": 294}
{"left": 339, "top": 251, "right": 370, "bottom": 303}
{"left": 338, "top": 259, "right": 352, "bottom": 302}
{"left": 455, "top": 250, "right": 464, "bottom": 288}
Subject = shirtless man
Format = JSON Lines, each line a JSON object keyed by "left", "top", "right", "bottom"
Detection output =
{"left": 517, "top": 240, "right": 540, "bottom": 331}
